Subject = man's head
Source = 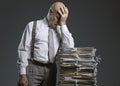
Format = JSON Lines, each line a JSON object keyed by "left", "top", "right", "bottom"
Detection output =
{"left": 47, "top": 2, "right": 68, "bottom": 28}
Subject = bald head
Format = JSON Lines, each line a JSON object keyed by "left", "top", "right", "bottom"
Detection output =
{"left": 50, "top": 2, "right": 65, "bottom": 11}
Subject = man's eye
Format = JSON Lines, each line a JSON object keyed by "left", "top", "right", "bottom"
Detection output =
{"left": 56, "top": 16, "right": 60, "bottom": 19}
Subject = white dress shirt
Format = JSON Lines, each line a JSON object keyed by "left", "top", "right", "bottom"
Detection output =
{"left": 17, "top": 18, "right": 74, "bottom": 74}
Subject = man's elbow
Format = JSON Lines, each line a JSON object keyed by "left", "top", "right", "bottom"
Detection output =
{"left": 62, "top": 41, "right": 75, "bottom": 49}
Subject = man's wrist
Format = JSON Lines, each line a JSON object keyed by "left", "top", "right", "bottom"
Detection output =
{"left": 60, "top": 22, "right": 66, "bottom": 26}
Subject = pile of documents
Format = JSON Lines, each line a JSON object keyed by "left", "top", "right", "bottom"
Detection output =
{"left": 57, "top": 47, "right": 100, "bottom": 86}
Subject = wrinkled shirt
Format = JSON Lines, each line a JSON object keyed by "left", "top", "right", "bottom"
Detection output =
{"left": 17, "top": 18, "right": 74, "bottom": 74}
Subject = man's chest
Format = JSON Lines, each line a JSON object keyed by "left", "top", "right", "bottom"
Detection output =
{"left": 35, "top": 27, "right": 49, "bottom": 43}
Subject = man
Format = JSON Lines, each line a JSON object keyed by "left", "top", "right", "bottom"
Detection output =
{"left": 17, "top": 1, "right": 74, "bottom": 86}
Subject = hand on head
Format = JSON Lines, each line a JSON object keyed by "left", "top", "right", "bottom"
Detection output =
{"left": 57, "top": 6, "right": 69, "bottom": 25}
{"left": 47, "top": 2, "right": 69, "bottom": 28}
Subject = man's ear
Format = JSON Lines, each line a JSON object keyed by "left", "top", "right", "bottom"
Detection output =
{"left": 49, "top": 9, "right": 53, "bottom": 13}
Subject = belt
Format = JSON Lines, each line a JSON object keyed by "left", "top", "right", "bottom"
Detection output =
{"left": 29, "top": 59, "right": 53, "bottom": 67}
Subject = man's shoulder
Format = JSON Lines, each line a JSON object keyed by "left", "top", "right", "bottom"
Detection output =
{"left": 27, "top": 19, "right": 44, "bottom": 27}
{"left": 27, "top": 19, "right": 43, "bottom": 26}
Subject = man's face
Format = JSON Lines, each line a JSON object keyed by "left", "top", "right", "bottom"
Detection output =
{"left": 47, "top": 2, "right": 68, "bottom": 29}
{"left": 48, "top": 9, "right": 60, "bottom": 28}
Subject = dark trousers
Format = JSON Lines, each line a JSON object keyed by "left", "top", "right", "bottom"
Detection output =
{"left": 26, "top": 60, "right": 57, "bottom": 86}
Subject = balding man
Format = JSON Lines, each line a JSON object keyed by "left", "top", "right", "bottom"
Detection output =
{"left": 17, "top": 1, "right": 74, "bottom": 86}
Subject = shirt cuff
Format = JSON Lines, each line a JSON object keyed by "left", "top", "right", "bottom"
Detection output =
{"left": 60, "top": 25, "right": 69, "bottom": 33}
{"left": 20, "top": 67, "right": 26, "bottom": 75}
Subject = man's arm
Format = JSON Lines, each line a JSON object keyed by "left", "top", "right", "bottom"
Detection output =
{"left": 17, "top": 21, "right": 33, "bottom": 75}
{"left": 60, "top": 25, "right": 74, "bottom": 49}
{"left": 58, "top": 6, "right": 74, "bottom": 48}
{"left": 17, "top": 21, "right": 33, "bottom": 86}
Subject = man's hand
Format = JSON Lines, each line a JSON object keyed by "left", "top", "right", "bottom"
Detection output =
{"left": 58, "top": 6, "right": 69, "bottom": 25}
{"left": 18, "top": 75, "right": 28, "bottom": 86}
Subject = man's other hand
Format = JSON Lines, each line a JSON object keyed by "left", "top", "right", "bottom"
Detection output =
{"left": 18, "top": 75, "right": 28, "bottom": 86}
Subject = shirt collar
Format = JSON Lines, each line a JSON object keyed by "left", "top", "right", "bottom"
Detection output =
{"left": 43, "top": 17, "right": 49, "bottom": 27}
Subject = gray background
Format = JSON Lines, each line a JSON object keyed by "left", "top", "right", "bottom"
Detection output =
{"left": 0, "top": 0, "right": 119, "bottom": 86}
